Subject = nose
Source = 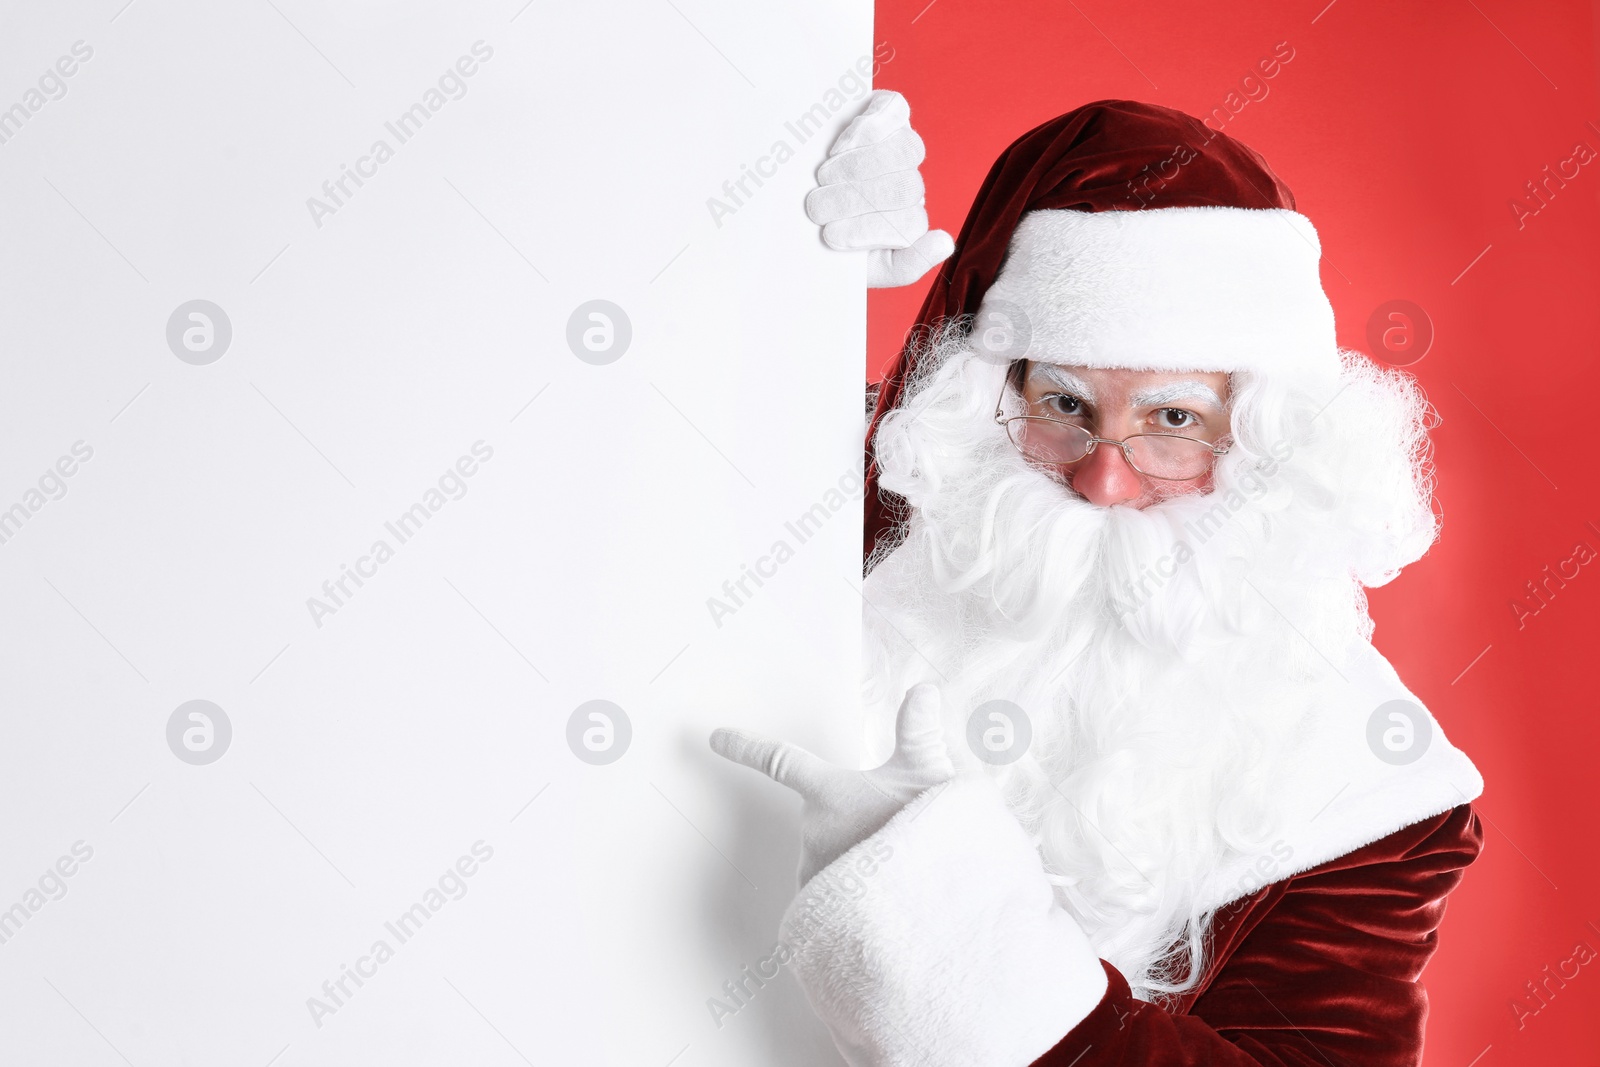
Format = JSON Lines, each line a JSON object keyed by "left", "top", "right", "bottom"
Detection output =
{"left": 1067, "top": 440, "right": 1146, "bottom": 508}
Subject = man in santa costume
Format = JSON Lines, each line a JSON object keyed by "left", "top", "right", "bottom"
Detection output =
{"left": 711, "top": 92, "right": 1484, "bottom": 1067}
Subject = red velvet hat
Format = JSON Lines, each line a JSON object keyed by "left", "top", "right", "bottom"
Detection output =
{"left": 864, "top": 99, "right": 1336, "bottom": 566}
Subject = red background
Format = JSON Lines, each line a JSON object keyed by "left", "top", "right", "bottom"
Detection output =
{"left": 869, "top": 1, "right": 1600, "bottom": 1063}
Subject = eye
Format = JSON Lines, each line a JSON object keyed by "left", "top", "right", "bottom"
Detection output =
{"left": 1155, "top": 407, "right": 1198, "bottom": 430}
{"left": 1038, "top": 391, "right": 1086, "bottom": 417}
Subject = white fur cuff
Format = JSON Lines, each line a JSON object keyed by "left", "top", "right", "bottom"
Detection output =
{"left": 779, "top": 776, "right": 1108, "bottom": 1067}
{"left": 977, "top": 206, "right": 1340, "bottom": 377}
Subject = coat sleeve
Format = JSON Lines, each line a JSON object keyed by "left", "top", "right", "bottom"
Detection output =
{"left": 778, "top": 776, "right": 1110, "bottom": 1067}
{"left": 1032, "top": 803, "right": 1484, "bottom": 1067}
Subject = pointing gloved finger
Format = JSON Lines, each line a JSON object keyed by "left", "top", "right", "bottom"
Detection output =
{"left": 709, "top": 728, "right": 835, "bottom": 797}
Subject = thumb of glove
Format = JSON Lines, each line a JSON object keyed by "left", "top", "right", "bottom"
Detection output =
{"left": 868, "top": 228, "right": 954, "bottom": 288}
{"left": 889, "top": 683, "right": 954, "bottom": 779}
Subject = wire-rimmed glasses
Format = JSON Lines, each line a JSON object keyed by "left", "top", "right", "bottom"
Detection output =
{"left": 993, "top": 361, "right": 1231, "bottom": 481}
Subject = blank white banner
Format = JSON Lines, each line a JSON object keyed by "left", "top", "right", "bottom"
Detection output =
{"left": 0, "top": 1, "right": 870, "bottom": 1063}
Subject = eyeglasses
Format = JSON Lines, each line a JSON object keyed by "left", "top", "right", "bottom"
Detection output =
{"left": 993, "top": 361, "right": 1231, "bottom": 481}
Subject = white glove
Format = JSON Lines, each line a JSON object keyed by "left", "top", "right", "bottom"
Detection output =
{"left": 804, "top": 90, "right": 955, "bottom": 288}
{"left": 709, "top": 683, "right": 954, "bottom": 887}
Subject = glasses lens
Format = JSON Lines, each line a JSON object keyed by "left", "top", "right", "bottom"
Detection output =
{"left": 1126, "top": 434, "right": 1215, "bottom": 479}
{"left": 1007, "top": 418, "right": 1093, "bottom": 465}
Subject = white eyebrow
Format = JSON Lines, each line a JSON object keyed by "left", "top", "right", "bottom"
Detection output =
{"left": 1030, "top": 364, "right": 1096, "bottom": 403}
{"left": 1128, "top": 381, "right": 1224, "bottom": 409}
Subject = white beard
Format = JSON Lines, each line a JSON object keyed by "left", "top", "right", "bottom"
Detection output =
{"left": 861, "top": 327, "right": 1439, "bottom": 1002}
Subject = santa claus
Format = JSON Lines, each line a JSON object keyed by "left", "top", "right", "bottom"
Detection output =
{"left": 711, "top": 93, "right": 1483, "bottom": 1067}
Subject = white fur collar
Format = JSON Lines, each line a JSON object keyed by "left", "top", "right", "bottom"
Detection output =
{"left": 1195, "top": 638, "right": 1483, "bottom": 914}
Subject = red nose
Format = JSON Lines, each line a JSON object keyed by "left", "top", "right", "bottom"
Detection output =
{"left": 1067, "top": 443, "right": 1146, "bottom": 507}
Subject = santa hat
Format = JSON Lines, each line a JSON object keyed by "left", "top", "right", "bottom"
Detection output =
{"left": 865, "top": 99, "right": 1338, "bottom": 565}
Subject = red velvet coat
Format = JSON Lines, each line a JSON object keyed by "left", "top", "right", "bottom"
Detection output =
{"left": 1033, "top": 804, "right": 1483, "bottom": 1067}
